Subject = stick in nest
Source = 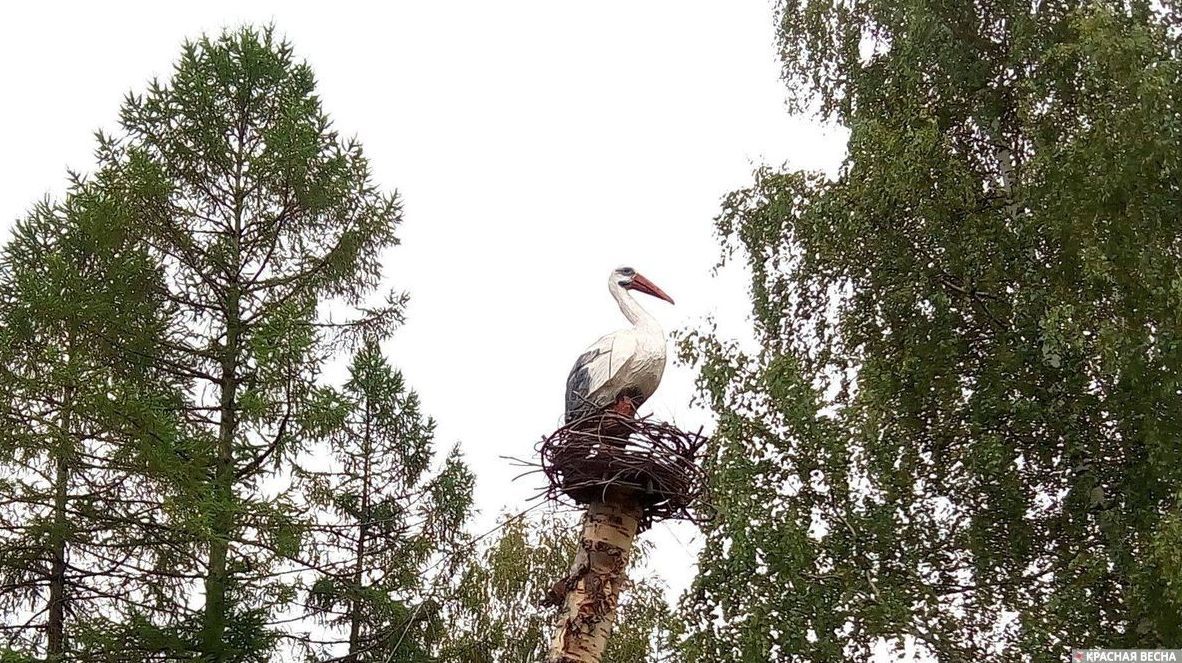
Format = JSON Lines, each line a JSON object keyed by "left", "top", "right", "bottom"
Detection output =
{"left": 537, "top": 410, "right": 708, "bottom": 528}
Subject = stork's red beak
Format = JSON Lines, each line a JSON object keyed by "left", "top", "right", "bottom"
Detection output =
{"left": 628, "top": 273, "right": 675, "bottom": 305}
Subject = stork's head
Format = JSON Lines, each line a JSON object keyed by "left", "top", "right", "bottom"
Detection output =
{"left": 612, "top": 266, "right": 675, "bottom": 304}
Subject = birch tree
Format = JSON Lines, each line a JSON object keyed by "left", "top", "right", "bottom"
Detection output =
{"left": 681, "top": 1, "right": 1182, "bottom": 660}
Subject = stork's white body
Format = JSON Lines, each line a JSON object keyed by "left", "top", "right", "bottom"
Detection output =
{"left": 564, "top": 275, "right": 668, "bottom": 422}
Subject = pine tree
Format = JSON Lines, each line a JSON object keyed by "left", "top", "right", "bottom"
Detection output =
{"left": 0, "top": 161, "right": 187, "bottom": 661}
{"left": 295, "top": 340, "right": 473, "bottom": 662}
{"left": 680, "top": 1, "right": 1182, "bottom": 660}
{"left": 103, "top": 26, "right": 402, "bottom": 661}
{"left": 441, "top": 513, "right": 674, "bottom": 663}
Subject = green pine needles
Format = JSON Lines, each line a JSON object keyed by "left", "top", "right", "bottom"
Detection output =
{"left": 0, "top": 26, "right": 460, "bottom": 663}
{"left": 115, "top": 26, "right": 404, "bottom": 662}
{"left": 297, "top": 341, "right": 474, "bottom": 662}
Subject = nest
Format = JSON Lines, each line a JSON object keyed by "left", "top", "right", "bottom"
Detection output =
{"left": 537, "top": 411, "right": 708, "bottom": 526}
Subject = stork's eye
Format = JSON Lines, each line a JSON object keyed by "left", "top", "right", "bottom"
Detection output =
{"left": 618, "top": 267, "right": 635, "bottom": 276}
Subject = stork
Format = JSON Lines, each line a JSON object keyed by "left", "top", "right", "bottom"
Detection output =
{"left": 564, "top": 266, "right": 675, "bottom": 424}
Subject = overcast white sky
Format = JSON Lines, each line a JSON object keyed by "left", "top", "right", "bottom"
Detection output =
{"left": 0, "top": 0, "right": 855, "bottom": 653}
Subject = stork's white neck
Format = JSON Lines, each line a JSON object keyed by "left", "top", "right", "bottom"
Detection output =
{"left": 610, "top": 281, "right": 661, "bottom": 331}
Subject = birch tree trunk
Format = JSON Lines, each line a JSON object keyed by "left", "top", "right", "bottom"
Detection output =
{"left": 547, "top": 491, "right": 642, "bottom": 663}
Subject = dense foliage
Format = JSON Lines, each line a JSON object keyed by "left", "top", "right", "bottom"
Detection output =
{"left": 680, "top": 1, "right": 1182, "bottom": 660}
{"left": 0, "top": 27, "right": 475, "bottom": 662}
{"left": 0, "top": 166, "right": 187, "bottom": 661}
{"left": 113, "top": 26, "right": 405, "bottom": 661}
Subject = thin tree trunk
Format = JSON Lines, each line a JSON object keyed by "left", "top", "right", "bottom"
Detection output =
{"left": 547, "top": 490, "right": 642, "bottom": 663}
{"left": 202, "top": 282, "right": 240, "bottom": 662}
{"left": 346, "top": 528, "right": 367, "bottom": 660}
{"left": 346, "top": 397, "right": 373, "bottom": 661}
{"left": 46, "top": 384, "right": 75, "bottom": 661}
{"left": 201, "top": 119, "right": 247, "bottom": 661}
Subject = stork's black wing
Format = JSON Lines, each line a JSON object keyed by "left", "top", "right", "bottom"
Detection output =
{"left": 564, "top": 339, "right": 613, "bottom": 422}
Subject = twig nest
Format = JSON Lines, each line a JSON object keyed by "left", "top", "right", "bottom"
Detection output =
{"left": 538, "top": 412, "right": 707, "bottom": 527}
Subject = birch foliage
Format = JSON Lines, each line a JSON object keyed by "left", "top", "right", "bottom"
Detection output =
{"left": 680, "top": 1, "right": 1182, "bottom": 660}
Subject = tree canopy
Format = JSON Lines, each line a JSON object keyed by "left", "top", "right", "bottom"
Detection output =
{"left": 6, "top": 5, "right": 1181, "bottom": 662}
{"left": 298, "top": 340, "right": 474, "bottom": 661}
{"left": 680, "top": 1, "right": 1182, "bottom": 660}
{"left": 0, "top": 26, "right": 472, "bottom": 663}
{"left": 0, "top": 164, "right": 187, "bottom": 662}
{"left": 113, "top": 26, "right": 405, "bottom": 660}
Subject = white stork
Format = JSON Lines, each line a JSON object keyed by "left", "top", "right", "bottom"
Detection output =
{"left": 564, "top": 266, "right": 675, "bottom": 423}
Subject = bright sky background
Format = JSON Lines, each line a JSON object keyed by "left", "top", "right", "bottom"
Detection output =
{"left": 0, "top": 0, "right": 860, "bottom": 656}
